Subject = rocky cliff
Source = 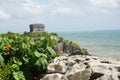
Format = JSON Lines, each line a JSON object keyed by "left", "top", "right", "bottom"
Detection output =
{"left": 40, "top": 54, "right": 120, "bottom": 80}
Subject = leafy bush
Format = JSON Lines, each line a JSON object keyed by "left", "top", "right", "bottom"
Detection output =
{"left": 0, "top": 32, "right": 60, "bottom": 80}
{"left": 0, "top": 32, "right": 83, "bottom": 80}
{"left": 0, "top": 61, "right": 13, "bottom": 80}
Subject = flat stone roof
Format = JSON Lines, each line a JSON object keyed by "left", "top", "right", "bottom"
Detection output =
{"left": 30, "top": 24, "right": 45, "bottom": 28}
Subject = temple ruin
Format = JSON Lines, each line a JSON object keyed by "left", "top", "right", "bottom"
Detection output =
{"left": 29, "top": 24, "right": 45, "bottom": 33}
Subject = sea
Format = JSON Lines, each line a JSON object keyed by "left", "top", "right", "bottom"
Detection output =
{"left": 57, "top": 30, "right": 120, "bottom": 59}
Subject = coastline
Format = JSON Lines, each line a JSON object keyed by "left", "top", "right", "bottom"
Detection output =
{"left": 1, "top": 31, "right": 120, "bottom": 80}
{"left": 57, "top": 30, "right": 120, "bottom": 59}
{"left": 40, "top": 34, "right": 120, "bottom": 80}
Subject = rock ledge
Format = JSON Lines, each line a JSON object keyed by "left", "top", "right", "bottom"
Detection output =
{"left": 40, "top": 54, "right": 120, "bottom": 80}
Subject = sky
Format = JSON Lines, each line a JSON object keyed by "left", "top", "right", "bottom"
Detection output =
{"left": 0, "top": 0, "right": 120, "bottom": 33}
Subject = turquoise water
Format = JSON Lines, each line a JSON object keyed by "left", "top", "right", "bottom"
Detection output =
{"left": 57, "top": 30, "right": 120, "bottom": 58}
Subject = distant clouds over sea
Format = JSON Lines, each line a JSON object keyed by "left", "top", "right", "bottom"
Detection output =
{"left": 0, "top": 0, "right": 120, "bottom": 33}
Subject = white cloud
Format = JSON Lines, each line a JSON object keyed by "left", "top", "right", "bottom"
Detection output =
{"left": 49, "top": 0, "right": 85, "bottom": 16}
{"left": 49, "top": 0, "right": 119, "bottom": 16}
{"left": 0, "top": 10, "right": 10, "bottom": 19}
{"left": 89, "top": 7, "right": 112, "bottom": 15}
{"left": 23, "top": 0, "right": 44, "bottom": 14}
{"left": 51, "top": 7, "right": 79, "bottom": 15}
{"left": 0, "top": 0, "right": 45, "bottom": 18}
{"left": 90, "top": 0, "right": 119, "bottom": 8}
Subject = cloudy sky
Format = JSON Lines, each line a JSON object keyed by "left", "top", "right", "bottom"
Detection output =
{"left": 0, "top": 0, "right": 120, "bottom": 33}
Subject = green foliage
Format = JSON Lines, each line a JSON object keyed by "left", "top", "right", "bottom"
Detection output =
{"left": 0, "top": 54, "right": 4, "bottom": 65}
{"left": 0, "top": 32, "right": 60, "bottom": 80}
{"left": 81, "top": 48, "right": 88, "bottom": 54}
{"left": 63, "top": 40, "right": 80, "bottom": 48}
{"left": 13, "top": 71, "right": 25, "bottom": 80}
{"left": 0, "top": 61, "right": 13, "bottom": 80}
{"left": 0, "top": 31, "right": 82, "bottom": 80}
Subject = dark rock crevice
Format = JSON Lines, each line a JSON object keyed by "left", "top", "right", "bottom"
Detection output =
{"left": 89, "top": 72, "right": 104, "bottom": 80}
{"left": 118, "top": 75, "right": 120, "bottom": 79}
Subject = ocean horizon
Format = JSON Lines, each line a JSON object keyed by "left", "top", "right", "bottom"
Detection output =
{"left": 57, "top": 30, "right": 120, "bottom": 59}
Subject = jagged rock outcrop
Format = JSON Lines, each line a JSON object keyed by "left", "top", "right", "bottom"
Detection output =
{"left": 40, "top": 54, "right": 120, "bottom": 80}
{"left": 53, "top": 42, "right": 89, "bottom": 55}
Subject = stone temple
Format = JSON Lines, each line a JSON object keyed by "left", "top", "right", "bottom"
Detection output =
{"left": 29, "top": 24, "right": 45, "bottom": 33}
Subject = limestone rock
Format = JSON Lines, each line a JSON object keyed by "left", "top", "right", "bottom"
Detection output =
{"left": 90, "top": 64, "right": 111, "bottom": 75}
{"left": 95, "top": 74, "right": 113, "bottom": 80}
{"left": 66, "top": 63, "right": 91, "bottom": 80}
{"left": 40, "top": 73, "right": 66, "bottom": 80}
{"left": 63, "top": 44, "right": 88, "bottom": 55}
{"left": 47, "top": 61, "right": 67, "bottom": 74}
{"left": 66, "top": 69, "right": 91, "bottom": 80}
{"left": 40, "top": 55, "right": 120, "bottom": 80}
{"left": 54, "top": 43, "right": 89, "bottom": 55}
{"left": 118, "top": 73, "right": 120, "bottom": 80}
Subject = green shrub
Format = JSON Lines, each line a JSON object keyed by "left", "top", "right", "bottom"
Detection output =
{"left": 0, "top": 32, "right": 82, "bottom": 80}
{"left": 0, "top": 61, "right": 13, "bottom": 80}
{"left": 0, "top": 32, "right": 60, "bottom": 80}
